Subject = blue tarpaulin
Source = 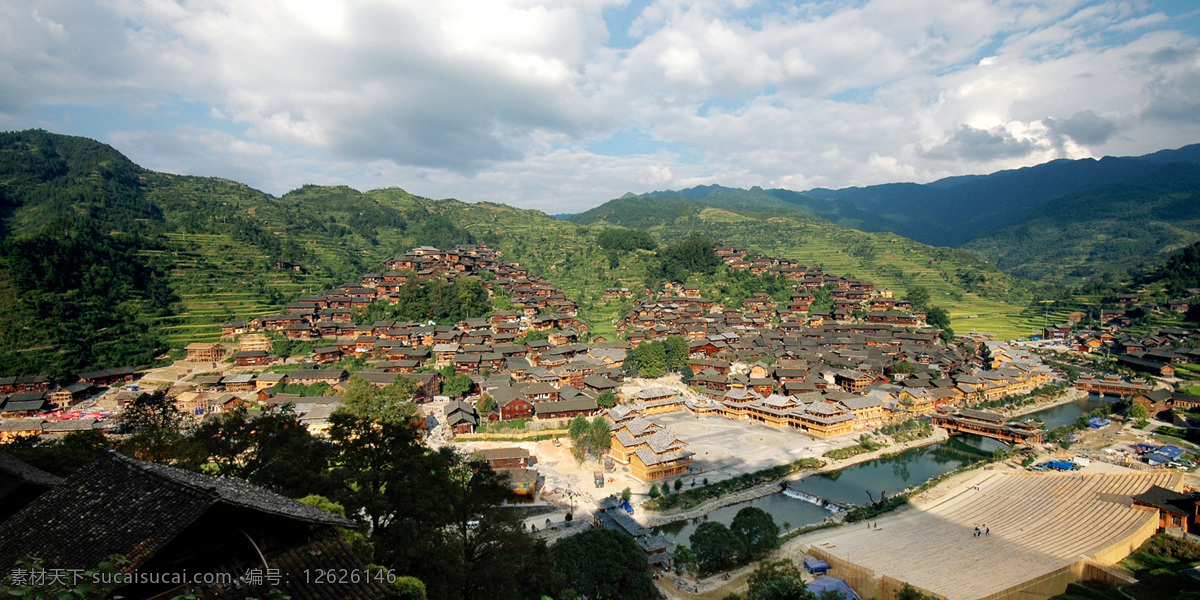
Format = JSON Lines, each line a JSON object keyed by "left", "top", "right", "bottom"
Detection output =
{"left": 620, "top": 500, "right": 634, "bottom": 514}
{"left": 1045, "top": 460, "right": 1077, "bottom": 471}
{"left": 803, "top": 557, "right": 830, "bottom": 575}
{"left": 807, "top": 576, "right": 860, "bottom": 600}
{"left": 1147, "top": 445, "right": 1185, "bottom": 466}
{"left": 1087, "top": 418, "right": 1111, "bottom": 429}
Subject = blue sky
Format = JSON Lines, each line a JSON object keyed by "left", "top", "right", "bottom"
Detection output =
{"left": 3, "top": 0, "right": 1199, "bottom": 213}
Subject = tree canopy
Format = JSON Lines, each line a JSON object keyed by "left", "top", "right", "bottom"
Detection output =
{"left": 690, "top": 521, "right": 742, "bottom": 574}
{"left": 730, "top": 506, "right": 780, "bottom": 558}
{"left": 549, "top": 528, "right": 658, "bottom": 600}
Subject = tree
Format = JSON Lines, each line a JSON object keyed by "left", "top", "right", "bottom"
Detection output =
{"left": 649, "top": 484, "right": 660, "bottom": 498}
{"left": 0, "top": 429, "right": 109, "bottom": 477}
{"left": 597, "top": 390, "right": 617, "bottom": 408}
{"left": 674, "top": 544, "right": 697, "bottom": 575}
{"left": 190, "top": 405, "right": 333, "bottom": 497}
{"left": 889, "top": 360, "right": 916, "bottom": 376}
{"left": 657, "top": 234, "right": 720, "bottom": 280}
{"left": 730, "top": 506, "right": 780, "bottom": 558}
{"left": 327, "top": 409, "right": 426, "bottom": 534}
{"left": 588, "top": 417, "right": 611, "bottom": 456}
{"left": 745, "top": 560, "right": 815, "bottom": 600}
{"left": 116, "top": 391, "right": 204, "bottom": 468}
{"left": 906, "top": 286, "right": 931, "bottom": 312}
{"left": 441, "top": 373, "right": 474, "bottom": 398}
{"left": 341, "top": 376, "right": 418, "bottom": 424}
{"left": 623, "top": 348, "right": 641, "bottom": 376}
{"left": 895, "top": 583, "right": 939, "bottom": 600}
{"left": 620, "top": 487, "right": 632, "bottom": 502}
{"left": 550, "top": 529, "right": 658, "bottom": 600}
{"left": 568, "top": 416, "right": 611, "bottom": 463}
{"left": 674, "top": 478, "right": 683, "bottom": 492}
{"left": 392, "top": 577, "right": 428, "bottom": 600}
{"left": 407, "top": 455, "right": 557, "bottom": 600}
{"left": 477, "top": 394, "right": 497, "bottom": 415}
{"left": 690, "top": 521, "right": 741, "bottom": 574}
{"left": 664, "top": 336, "right": 690, "bottom": 371}
{"left": 926, "top": 306, "right": 951, "bottom": 330}
{"left": 636, "top": 340, "right": 668, "bottom": 378}
{"left": 1129, "top": 403, "right": 1150, "bottom": 420}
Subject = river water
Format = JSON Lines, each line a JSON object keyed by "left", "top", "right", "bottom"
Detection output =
{"left": 1024, "top": 393, "right": 1111, "bottom": 429}
{"left": 652, "top": 394, "right": 1114, "bottom": 546}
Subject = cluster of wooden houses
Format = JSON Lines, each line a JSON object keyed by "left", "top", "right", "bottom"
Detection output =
{"left": 1059, "top": 325, "right": 1200, "bottom": 380}
{"left": 0, "top": 367, "right": 138, "bottom": 429}
{"left": 218, "top": 244, "right": 588, "bottom": 343}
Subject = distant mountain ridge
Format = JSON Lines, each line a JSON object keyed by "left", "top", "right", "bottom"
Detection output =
{"left": 571, "top": 143, "right": 1200, "bottom": 283}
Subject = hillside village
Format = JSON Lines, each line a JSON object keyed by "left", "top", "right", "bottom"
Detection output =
{"left": 4, "top": 240, "right": 1200, "bottom": 600}
{"left": 2, "top": 242, "right": 1060, "bottom": 446}
{"left": 6, "top": 242, "right": 1199, "bottom": 460}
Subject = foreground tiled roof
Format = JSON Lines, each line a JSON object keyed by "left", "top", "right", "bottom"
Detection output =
{"left": 0, "top": 450, "right": 350, "bottom": 572}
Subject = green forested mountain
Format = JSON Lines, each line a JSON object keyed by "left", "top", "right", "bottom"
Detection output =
{"left": 0, "top": 130, "right": 172, "bottom": 378}
{"left": 574, "top": 144, "right": 1200, "bottom": 286}
{"left": 798, "top": 154, "right": 1195, "bottom": 246}
{"left": 1139, "top": 240, "right": 1200, "bottom": 296}
{"left": 960, "top": 162, "right": 1200, "bottom": 283}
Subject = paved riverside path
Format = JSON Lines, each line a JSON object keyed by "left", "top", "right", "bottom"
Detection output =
{"left": 793, "top": 470, "right": 1181, "bottom": 600}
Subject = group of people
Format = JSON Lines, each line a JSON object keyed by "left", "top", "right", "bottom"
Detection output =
{"left": 973, "top": 524, "right": 990, "bottom": 537}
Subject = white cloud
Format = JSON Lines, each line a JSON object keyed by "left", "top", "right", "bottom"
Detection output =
{"left": 0, "top": 0, "right": 1198, "bottom": 213}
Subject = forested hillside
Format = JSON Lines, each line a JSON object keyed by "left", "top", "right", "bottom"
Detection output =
{"left": 961, "top": 163, "right": 1200, "bottom": 283}
{"left": 0, "top": 130, "right": 172, "bottom": 378}
{"left": 582, "top": 144, "right": 1200, "bottom": 286}
{"left": 570, "top": 194, "right": 1035, "bottom": 333}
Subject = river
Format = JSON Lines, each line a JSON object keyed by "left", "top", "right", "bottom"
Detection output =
{"left": 1024, "top": 393, "right": 1112, "bottom": 429}
{"left": 652, "top": 394, "right": 1115, "bottom": 546}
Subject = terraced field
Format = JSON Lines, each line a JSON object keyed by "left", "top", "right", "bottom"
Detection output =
{"left": 147, "top": 233, "right": 340, "bottom": 345}
{"left": 584, "top": 207, "right": 1037, "bottom": 336}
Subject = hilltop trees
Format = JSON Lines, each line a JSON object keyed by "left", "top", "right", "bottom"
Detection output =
{"left": 655, "top": 233, "right": 722, "bottom": 282}
{"left": 625, "top": 335, "right": 690, "bottom": 378}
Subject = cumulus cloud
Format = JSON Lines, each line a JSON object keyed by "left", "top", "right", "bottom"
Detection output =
{"left": 1045, "top": 110, "right": 1118, "bottom": 145}
{"left": 924, "top": 125, "right": 1040, "bottom": 162}
{"left": 1, "top": 0, "right": 1199, "bottom": 212}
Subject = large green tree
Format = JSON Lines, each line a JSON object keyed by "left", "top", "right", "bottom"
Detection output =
{"left": 341, "top": 376, "right": 418, "bottom": 424}
{"left": 664, "top": 335, "right": 690, "bottom": 371}
{"left": 190, "top": 405, "right": 333, "bottom": 497}
{"left": 690, "top": 521, "right": 742, "bottom": 575}
{"left": 550, "top": 528, "right": 658, "bottom": 600}
{"left": 730, "top": 506, "right": 780, "bottom": 558}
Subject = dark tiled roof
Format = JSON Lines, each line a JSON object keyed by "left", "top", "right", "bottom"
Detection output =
{"left": 0, "top": 451, "right": 63, "bottom": 487}
{"left": 1132, "top": 484, "right": 1196, "bottom": 517}
{"left": 0, "top": 450, "right": 350, "bottom": 572}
